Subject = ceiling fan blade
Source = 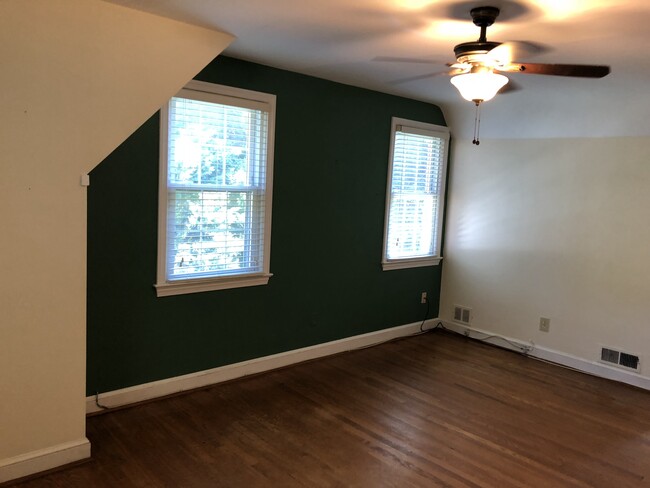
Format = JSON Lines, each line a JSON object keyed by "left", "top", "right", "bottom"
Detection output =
{"left": 447, "top": 68, "right": 467, "bottom": 76}
{"left": 498, "top": 63, "right": 610, "bottom": 78}
{"left": 447, "top": 62, "right": 472, "bottom": 70}
{"left": 487, "top": 41, "right": 547, "bottom": 65}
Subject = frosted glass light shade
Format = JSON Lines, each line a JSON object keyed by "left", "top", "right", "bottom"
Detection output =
{"left": 450, "top": 72, "right": 509, "bottom": 102}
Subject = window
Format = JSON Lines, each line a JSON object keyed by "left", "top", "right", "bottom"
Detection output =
{"left": 155, "top": 81, "right": 275, "bottom": 297}
{"left": 382, "top": 117, "right": 449, "bottom": 271}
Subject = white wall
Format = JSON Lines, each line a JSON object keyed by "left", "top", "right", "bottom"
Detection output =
{"left": 0, "top": 0, "right": 232, "bottom": 482}
{"left": 441, "top": 136, "right": 650, "bottom": 377}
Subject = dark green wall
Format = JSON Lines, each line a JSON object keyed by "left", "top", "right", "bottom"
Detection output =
{"left": 87, "top": 56, "right": 447, "bottom": 395}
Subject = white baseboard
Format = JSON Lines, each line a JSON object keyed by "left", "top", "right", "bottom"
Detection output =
{"left": 530, "top": 343, "right": 650, "bottom": 390}
{"left": 87, "top": 319, "right": 438, "bottom": 414}
{"left": 438, "top": 320, "right": 650, "bottom": 391}
{"left": 88, "top": 318, "right": 649, "bottom": 415}
{"left": 0, "top": 438, "right": 90, "bottom": 484}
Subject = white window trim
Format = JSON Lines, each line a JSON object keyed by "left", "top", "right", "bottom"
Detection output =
{"left": 155, "top": 80, "right": 276, "bottom": 297}
{"left": 381, "top": 117, "right": 449, "bottom": 271}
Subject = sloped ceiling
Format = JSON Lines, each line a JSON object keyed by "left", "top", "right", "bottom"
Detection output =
{"left": 104, "top": 0, "right": 650, "bottom": 139}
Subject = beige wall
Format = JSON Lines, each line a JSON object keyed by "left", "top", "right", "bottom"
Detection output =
{"left": 441, "top": 136, "right": 650, "bottom": 375}
{"left": 0, "top": 0, "right": 231, "bottom": 479}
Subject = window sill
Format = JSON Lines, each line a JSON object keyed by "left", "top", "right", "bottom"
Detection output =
{"left": 382, "top": 257, "right": 442, "bottom": 271}
{"left": 155, "top": 273, "right": 272, "bottom": 297}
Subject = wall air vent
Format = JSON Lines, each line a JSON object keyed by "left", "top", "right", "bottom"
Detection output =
{"left": 453, "top": 305, "right": 472, "bottom": 325}
{"left": 600, "top": 347, "right": 640, "bottom": 372}
{"left": 619, "top": 352, "right": 640, "bottom": 371}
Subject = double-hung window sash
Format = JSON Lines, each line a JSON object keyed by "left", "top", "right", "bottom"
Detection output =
{"left": 382, "top": 118, "right": 449, "bottom": 270}
{"left": 156, "top": 81, "right": 275, "bottom": 296}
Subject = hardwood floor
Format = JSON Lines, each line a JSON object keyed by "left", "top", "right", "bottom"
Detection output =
{"left": 11, "top": 330, "right": 650, "bottom": 487}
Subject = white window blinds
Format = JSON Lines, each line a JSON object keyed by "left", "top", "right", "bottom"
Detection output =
{"left": 382, "top": 119, "right": 449, "bottom": 270}
{"left": 156, "top": 81, "right": 275, "bottom": 295}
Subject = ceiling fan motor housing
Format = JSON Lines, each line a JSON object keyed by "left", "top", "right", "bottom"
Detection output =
{"left": 454, "top": 6, "right": 502, "bottom": 63}
{"left": 453, "top": 41, "right": 501, "bottom": 61}
{"left": 470, "top": 6, "right": 500, "bottom": 27}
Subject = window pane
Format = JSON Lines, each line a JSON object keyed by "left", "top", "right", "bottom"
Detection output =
{"left": 168, "top": 97, "right": 267, "bottom": 188}
{"left": 386, "top": 194, "right": 436, "bottom": 259}
{"left": 167, "top": 190, "right": 263, "bottom": 279}
{"left": 392, "top": 133, "right": 443, "bottom": 194}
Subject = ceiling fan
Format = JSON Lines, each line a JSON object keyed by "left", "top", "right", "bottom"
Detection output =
{"left": 437, "top": 5, "right": 610, "bottom": 144}
{"left": 448, "top": 6, "right": 610, "bottom": 105}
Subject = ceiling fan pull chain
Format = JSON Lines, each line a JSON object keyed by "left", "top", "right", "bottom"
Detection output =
{"left": 473, "top": 101, "right": 481, "bottom": 145}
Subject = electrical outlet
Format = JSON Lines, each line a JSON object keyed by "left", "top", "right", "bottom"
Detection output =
{"left": 539, "top": 317, "right": 550, "bottom": 332}
{"left": 421, "top": 292, "right": 427, "bottom": 304}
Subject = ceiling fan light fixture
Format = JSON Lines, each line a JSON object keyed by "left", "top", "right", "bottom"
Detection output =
{"left": 450, "top": 71, "right": 509, "bottom": 103}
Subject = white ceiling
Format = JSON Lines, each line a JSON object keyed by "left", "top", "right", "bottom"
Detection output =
{"left": 106, "top": 0, "right": 650, "bottom": 139}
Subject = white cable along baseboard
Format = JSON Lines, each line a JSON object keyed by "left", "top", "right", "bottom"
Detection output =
{"left": 87, "top": 320, "right": 437, "bottom": 414}
{"left": 439, "top": 320, "right": 650, "bottom": 391}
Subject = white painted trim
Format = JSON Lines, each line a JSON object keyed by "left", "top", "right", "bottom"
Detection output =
{"left": 87, "top": 320, "right": 438, "bottom": 414}
{"left": 0, "top": 438, "right": 90, "bottom": 484}
{"left": 532, "top": 345, "right": 650, "bottom": 390}
{"left": 381, "top": 117, "right": 449, "bottom": 271}
{"left": 437, "top": 320, "right": 650, "bottom": 391}
{"left": 382, "top": 257, "right": 442, "bottom": 271}
{"left": 435, "top": 321, "right": 533, "bottom": 353}
{"left": 155, "top": 273, "right": 272, "bottom": 297}
{"left": 88, "top": 318, "right": 650, "bottom": 415}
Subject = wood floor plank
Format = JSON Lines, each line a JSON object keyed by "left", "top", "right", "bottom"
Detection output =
{"left": 8, "top": 330, "right": 650, "bottom": 487}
